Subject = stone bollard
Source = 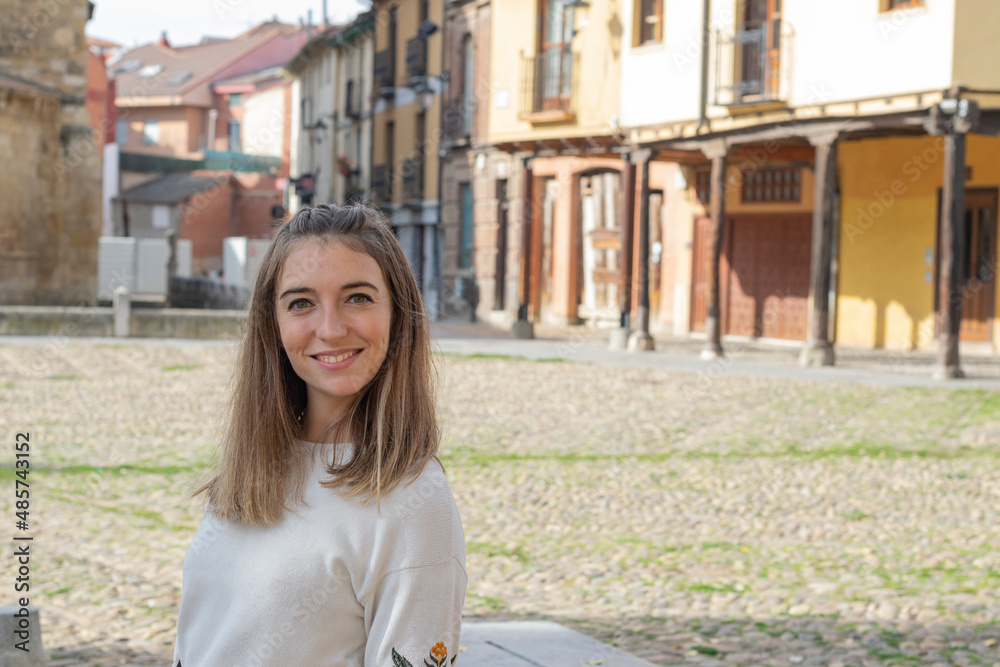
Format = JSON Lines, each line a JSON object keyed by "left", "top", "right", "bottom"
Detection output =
{"left": 113, "top": 285, "right": 131, "bottom": 338}
{"left": 608, "top": 326, "right": 630, "bottom": 350}
{"left": 0, "top": 604, "right": 46, "bottom": 666}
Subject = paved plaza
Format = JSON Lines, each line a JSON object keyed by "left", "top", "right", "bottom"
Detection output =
{"left": 0, "top": 327, "right": 999, "bottom": 666}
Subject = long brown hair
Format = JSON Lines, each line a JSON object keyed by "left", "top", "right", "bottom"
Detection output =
{"left": 193, "top": 203, "right": 441, "bottom": 525}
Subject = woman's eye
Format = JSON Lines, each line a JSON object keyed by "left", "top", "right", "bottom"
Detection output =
{"left": 349, "top": 293, "right": 373, "bottom": 304}
{"left": 288, "top": 299, "right": 310, "bottom": 310}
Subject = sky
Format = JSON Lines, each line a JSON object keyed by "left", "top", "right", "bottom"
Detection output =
{"left": 86, "top": 0, "right": 370, "bottom": 49}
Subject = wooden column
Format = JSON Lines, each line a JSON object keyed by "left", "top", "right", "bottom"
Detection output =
{"left": 701, "top": 140, "right": 728, "bottom": 360}
{"left": 513, "top": 155, "right": 535, "bottom": 339}
{"left": 618, "top": 155, "right": 637, "bottom": 330}
{"left": 799, "top": 133, "right": 838, "bottom": 366}
{"left": 628, "top": 149, "right": 655, "bottom": 352}
{"left": 935, "top": 130, "right": 966, "bottom": 378}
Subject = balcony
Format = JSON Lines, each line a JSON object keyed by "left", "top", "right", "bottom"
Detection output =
{"left": 406, "top": 36, "right": 428, "bottom": 82}
{"left": 518, "top": 49, "right": 579, "bottom": 124}
{"left": 372, "top": 164, "right": 392, "bottom": 203}
{"left": 443, "top": 96, "right": 476, "bottom": 144}
{"left": 714, "top": 21, "right": 791, "bottom": 109}
{"left": 400, "top": 157, "right": 425, "bottom": 203}
{"left": 374, "top": 49, "right": 395, "bottom": 97}
{"left": 344, "top": 79, "right": 361, "bottom": 119}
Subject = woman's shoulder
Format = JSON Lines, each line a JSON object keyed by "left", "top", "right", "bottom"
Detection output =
{"left": 382, "top": 458, "right": 458, "bottom": 527}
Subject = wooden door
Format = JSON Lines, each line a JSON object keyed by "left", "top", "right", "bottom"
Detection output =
{"left": 724, "top": 213, "right": 810, "bottom": 340}
{"left": 959, "top": 189, "right": 998, "bottom": 341}
{"left": 578, "top": 172, "right": 621, "bottom": 322}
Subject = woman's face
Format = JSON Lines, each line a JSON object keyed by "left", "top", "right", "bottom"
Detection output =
{"left": 275, "top": 238, "right": 392, "bottom": 431}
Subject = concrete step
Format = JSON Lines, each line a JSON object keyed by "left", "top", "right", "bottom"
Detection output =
{"left": 460, "top": 621, "right": 655, "bottom": 667}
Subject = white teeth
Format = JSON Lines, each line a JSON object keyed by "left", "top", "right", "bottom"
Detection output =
{"left": 316, "top": 351, "right": 358, "bottom": 364}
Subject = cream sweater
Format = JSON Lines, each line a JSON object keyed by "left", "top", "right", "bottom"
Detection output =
{"left": 172, "top": 441, "right": 467, "bottom": 667}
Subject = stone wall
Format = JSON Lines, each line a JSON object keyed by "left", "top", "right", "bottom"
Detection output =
{"left": 0, "top": 0, "right": 103, "bottom": 305}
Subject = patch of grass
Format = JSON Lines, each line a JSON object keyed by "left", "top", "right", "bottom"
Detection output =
{"left": 1, "top": 382, "right": 14, "bottom": 389}
{"left": 466, "top": 541, "right": 530, "bottom": 564}
{"left": 843, "top": 510, "right": 873, "bottom": 521}
{"left": 700, "top": 541, "right": 742, "bottom": 551}
{"left": 467, "top": 593, "right": 505, "bottom": 612}
{"left": 880, "top": 630, "right": 907, "bottom": 648}
{"left": 42, "top": 586, "right": 72, "bottom": 597}
{"left": 691, "top": 646, "right": 720, "bottom": 656}
{"left": 162, "top": 364, "right": 202, "bottom": 372}
{"left": 867, "top": 650, "right": 921, "bottom": 664}
{"left": 686, "top": 582, "right": 741, "bottom": 594}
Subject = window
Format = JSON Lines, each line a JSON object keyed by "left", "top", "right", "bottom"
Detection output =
{"left": 142, "top": 120, "right": 160, "bottom": 145}
{"left": 116, "top": 120, "right": 128, "bottom": 147}
{"left": 461, "top": 33, "right": 474, "bottom": 137}
{"left": 114, "top": 59, "right": 142, "bottom": 74}
{"left": 228, "top": 120, "right": 241, "bottom": 152}
{"left": 635, "top": 0, "right": 664, "bottom": 46}
{"left": 137, "top": 64, "right": 163, "bottom": 78}
{"left": 228, "top": 93, "right": 243, "bottom": 107}
{"left": 166, "top": 70, "right": 192, "bottom": 86}
{"left": 883, "top": 0, "right": 923, "bottom": 9}
{"left": 459, "top": 183, "right": 474, "bottom": 269}
{"left": 695, "top": 169, "right": 711, "bottom": 205}
{"left": 741, "top": 166, "right": 801, "bottom": 203}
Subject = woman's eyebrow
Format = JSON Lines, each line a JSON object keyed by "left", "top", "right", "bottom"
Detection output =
{"left": 279, "top": 282, "right": 380, "bottom": 300}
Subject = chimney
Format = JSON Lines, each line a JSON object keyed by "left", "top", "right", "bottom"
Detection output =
{"left": 307, "top": 9, "right": 313, "bottom": 38}
{"left": 159, "top": 30, "right": 170, "bottom": 48}
{"left": 323, "top": 0, "right": 329, "bottom": 27}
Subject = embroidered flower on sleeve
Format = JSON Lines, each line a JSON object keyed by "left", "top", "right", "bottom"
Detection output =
{"left": 391, "top": 641, "right": 457, "bottom": 667}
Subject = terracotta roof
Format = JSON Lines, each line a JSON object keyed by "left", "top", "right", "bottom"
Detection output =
{"left": 212, "top": 66, "right": 286, "bottom": 94}
{"left": 116, "top": 172, "right": 232, "bottom": 205}
{"left": 112, "top": 21, "right": 303, "bottom": 101}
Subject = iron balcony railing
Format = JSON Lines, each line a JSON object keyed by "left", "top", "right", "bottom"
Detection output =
{"left": 344, "top": 79, "right": 361, "bottom": 119}
{"left": 518, "top": 49, "right": 580, "bottom": 118}
{"left": 714, "top": 20, "right": 790, "bottom": 107}
{"left": 400, "top": 157, "right": 424, "bottom": 202}
{"left": 372, "top": 164, "right": 392, "bottom": 203}
{"left": 406, "top": 36, "right": 427, "bottom": 80}
{"left": 443, "top": 96, "right": 476, "bottom": 142}
{"left": 374, "top": 49, "right": 395, "bottom": 92}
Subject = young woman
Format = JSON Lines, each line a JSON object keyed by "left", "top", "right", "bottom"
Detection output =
{"left": 172, "top": 204, "right": 467, "bottom": 667}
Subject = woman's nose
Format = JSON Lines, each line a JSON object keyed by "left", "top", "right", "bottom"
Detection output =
{"left": 316, "top": 306, "right": 349, "bottom": 339}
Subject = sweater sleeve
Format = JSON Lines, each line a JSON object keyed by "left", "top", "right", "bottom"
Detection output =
{"left": 363, "top": 556, "right": 468, "bottom": 667}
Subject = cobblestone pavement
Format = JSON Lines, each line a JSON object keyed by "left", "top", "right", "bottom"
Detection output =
{"left": 1, "top": 337, "right": 999, "bottom": 666}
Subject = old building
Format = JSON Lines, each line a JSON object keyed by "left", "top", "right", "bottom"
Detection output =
{"left": 287, "top": 11, "right": 375, "bottom": 210}
{"left": 112, "top": 20, "right": 308, "bottom": 159}
{"left": 465, "top": 0, "right": 629, "bottom": 336}
{"left": 617, "top": 0, "right": 1000, "bottom": 377}
{"left": 371, "top": 0, "right": 446, "bottom": 317}
{"left": 0, "top": 0, "right": 103, "bottom": 305}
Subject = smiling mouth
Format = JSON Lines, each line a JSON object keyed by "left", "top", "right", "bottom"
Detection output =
{"left": 314, "top": 350, "right": 360, "bottom": 364}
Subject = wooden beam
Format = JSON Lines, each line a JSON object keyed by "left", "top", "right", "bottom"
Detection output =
{"left": 935, "top": 130, "right": 966, "bottom": 378}
{"left": 799, "top": 134, "right": 838, "bottom": 366}
{"left": 619, "top": 155, "right": 637, "bottom": 329}
{"left": 702, "top": 141, "right": 728, "bottom": 359}
{"left": 514, "top": 156, "right": 535, "bottom": 338}
{"left": 628, "top": 149, "right": 655, "bottom": 351}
